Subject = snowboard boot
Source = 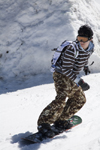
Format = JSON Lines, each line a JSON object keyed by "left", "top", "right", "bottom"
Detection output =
{"left": 37, "top": 123, "right": 56, "bottom": 138}
{"left": 54, "top": 119, "right": 73, "bottom": 132}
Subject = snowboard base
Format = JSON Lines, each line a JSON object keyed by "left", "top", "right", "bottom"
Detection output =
{"left": 22, "top": 115, "right": 82, "bottom": 143}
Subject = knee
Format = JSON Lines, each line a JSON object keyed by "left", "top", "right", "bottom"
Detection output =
{"left": 75, "top": 89, "right": 86, "bottom": 105}
{"left": 80, "top": 93, "right": 86, "bottom": 106}
{"left": 84, "top": 96, "right": 86, "bottom": 103}
{"left": 56, "top": 94, "right": 66, "bottom": 102}
{"left": 82, "top": 96, "right": 86, "bottom": 106}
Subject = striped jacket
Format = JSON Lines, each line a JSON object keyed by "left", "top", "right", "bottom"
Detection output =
{"left": 53, "top": 41, "right": 94, "bottom": 81}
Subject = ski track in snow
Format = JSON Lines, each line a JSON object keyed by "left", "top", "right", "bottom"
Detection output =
{"left": 0, "top": 0, "right": 100, "bottom": 150}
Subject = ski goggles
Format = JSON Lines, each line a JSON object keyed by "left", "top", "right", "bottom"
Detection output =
{"left": 77, "top": 36, "right": 89, "bottom": 43}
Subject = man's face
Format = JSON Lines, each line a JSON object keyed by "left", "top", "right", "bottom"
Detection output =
{"left": 80, "top": 40, "right": 91, "bottom": 50}
{"left": 77, "top": 36, "right": 92, "bottom": 50}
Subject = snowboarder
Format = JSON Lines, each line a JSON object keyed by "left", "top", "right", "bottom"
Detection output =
{"left": 37, "top": 25, "right": 94, "bottom": 138}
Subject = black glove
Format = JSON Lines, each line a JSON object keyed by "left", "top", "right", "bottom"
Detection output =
{"left": 78, "top": 79, "right": 90, "bottom": 91}
{"left": 83, "top": 66, "right": 90, "bottom": 75}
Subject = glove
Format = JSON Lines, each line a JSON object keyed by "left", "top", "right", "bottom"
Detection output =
{"left": 83, "top": 66, "right": 90, "bottom": 75}
{"left": 78, "top": 79, "right": 90, "bottom": 91}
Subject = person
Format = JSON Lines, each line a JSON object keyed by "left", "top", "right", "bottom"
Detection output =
{"left": 37, "top": 25, "right": 94, "bottom": 137}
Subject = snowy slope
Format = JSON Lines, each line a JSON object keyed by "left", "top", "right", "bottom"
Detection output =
{"left": 1, "top": 73, "right": 100, "bottom": 150}
{"left": 0, "top": 0, "right": 100, "bottom": 150}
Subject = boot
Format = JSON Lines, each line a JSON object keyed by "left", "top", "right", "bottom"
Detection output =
{"left": 37, "top": 123, "right": 55, "bottom": 138}
{"left": 54, "top": 120, "right": 73, "bottom": 131}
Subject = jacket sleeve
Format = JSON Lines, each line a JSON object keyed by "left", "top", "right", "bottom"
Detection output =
{"left": 62, "top": 45, "right": 77, "bottom": 81}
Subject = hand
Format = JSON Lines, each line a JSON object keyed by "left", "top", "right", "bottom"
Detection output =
{"left": 83, "top": 66, "right": 90, "bottom": 75}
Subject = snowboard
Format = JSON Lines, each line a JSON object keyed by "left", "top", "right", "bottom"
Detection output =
{"left": 22, "top": 115, "right": 82, "bottom": 143}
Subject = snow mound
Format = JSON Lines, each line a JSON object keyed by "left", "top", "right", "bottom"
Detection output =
{"left": 0, "top": 0, "right": 100, "bottom": 80}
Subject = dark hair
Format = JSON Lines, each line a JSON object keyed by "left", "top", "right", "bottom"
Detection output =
{"left": 78, "top": 25, "right": 93, "bottom": 39}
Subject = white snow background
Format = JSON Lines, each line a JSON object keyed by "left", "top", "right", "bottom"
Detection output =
{"left": 0, "top": 0, "right": 100, "bottom": 149}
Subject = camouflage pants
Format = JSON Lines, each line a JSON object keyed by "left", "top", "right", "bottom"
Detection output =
{"left": 37, "top": 72, "right": 86, "bottom": 125}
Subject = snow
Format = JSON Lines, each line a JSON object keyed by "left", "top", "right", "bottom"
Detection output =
{"left": 0, "top": 0, "right": 100, "bottom": 149}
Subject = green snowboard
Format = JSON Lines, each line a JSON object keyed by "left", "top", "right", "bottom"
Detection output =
{"left": 22, "top": 115, "right": 82, "bottom": 143}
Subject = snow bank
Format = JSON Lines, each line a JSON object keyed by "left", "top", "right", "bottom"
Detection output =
{"left": 0, "top": 0, "right": 100, "bottom": 80}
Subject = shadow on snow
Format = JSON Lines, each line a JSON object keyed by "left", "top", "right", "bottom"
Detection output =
{"left": 11, "top": 131, "right": 70, "bottom": 150}
{"left": 0, "top": 73, "right": 53, "bottom": 94}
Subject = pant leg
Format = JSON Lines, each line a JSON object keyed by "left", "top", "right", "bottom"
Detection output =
{"left": 37, "top": 72, "right": 79, "bottom": 126}
{"left": 37, "top": 72, "right": 67, "bottom": 125}
{"left": 57, "top": 86, "right": 86, "bottom": 121}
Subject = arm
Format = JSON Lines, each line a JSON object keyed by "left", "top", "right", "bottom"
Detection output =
{"left": 62, "top": 45, "right": 77, "bottom": 81}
